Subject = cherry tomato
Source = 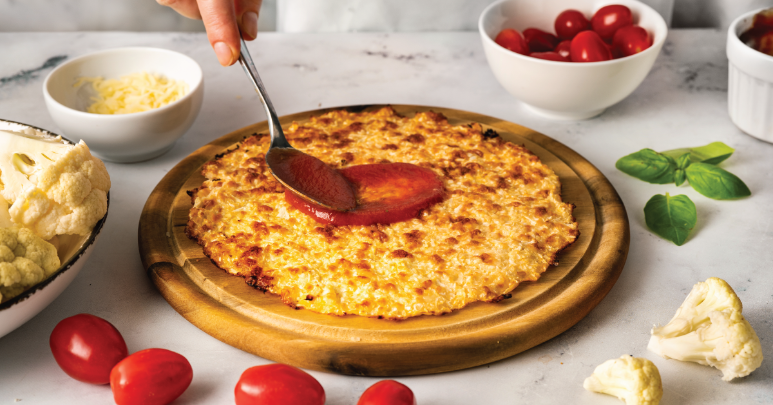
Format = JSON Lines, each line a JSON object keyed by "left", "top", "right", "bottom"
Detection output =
{"left": 612, "top": 25, "right": 651, "bottom": 57}
{"left": 235, "top": 364, "right": 325, "bottom": 405}
{"left": 49, "top": 313, "right": 128, "bottom": 384}
{"left": 529, "top": 51, "right": 568, "bottom": 62}
{"left": 591, "top": 5, "right": 633, "bottom": 41}
{"left": 523, "top": 28, "right": 559, "bottom": 53}
{"left": 554, "top": 9, "right": 590, "bottom": 40}
{"left": 494, "top": 28, "right": 528, "bottom": 55}
{"left": 110, "top": 348, "right": 193, "bottom": 405}
{"left": 570, "top": 30, "right": 612, "bottom": 62}
{"left": 555, "top": 40, "right": 572, "bottom": 59}
{"left": 357, "top": 380, "right": 417, "bottom": 405}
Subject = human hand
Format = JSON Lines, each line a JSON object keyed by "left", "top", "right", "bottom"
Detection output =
{"left": 157, "top": 0, "right": 263, "bottom": 66}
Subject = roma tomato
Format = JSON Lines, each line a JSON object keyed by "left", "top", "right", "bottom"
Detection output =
{"left": 612, "top": 25, "right": 651, "bottom": 57}
{"left": 555, "top": 40, "right": 572, "bottom": 59}
{"left": 235, "top": 364, "right": 325, "bottom": 405}
{"left": 49, "top": 313, "right": 128, "bottom": 384}
{"left": 570, "top": 30, "right": 612, "bottom": 62}
{"left": 591, "top": 4, "right": 633, "bottom": 41}
{"left": 357, "top": 380, "right": 417, "bottom": 405}
{"left": 529, "top": 51, "right": 568, "bottom": 62}
{"left": 110, "top": 348, "right": 193, "bottom": 405}
{"left": 554, "top": 9, "right": 590, "bottom": 40}
{"left": 523, "top": 28, "right": 559, "bottom": 53}
{"left": 494, "top": 28, "right": 528, "bottom": 55}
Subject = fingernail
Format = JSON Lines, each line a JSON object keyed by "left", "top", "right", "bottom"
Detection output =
{"left": 214, "top": 42, "right": 234, "bottom": 66}
{"left": 242, "top": 11, "right": 258, "bottom": 40}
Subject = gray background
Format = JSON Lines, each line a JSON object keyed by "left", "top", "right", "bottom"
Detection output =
{"left": 1, "top": 0, "right": 771, "bottom": 33}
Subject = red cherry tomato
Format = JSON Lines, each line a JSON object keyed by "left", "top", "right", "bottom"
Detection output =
{"left": 357, "top": 380, "right": 417, "bottom": 405}
{"left": 523, "top": 28, "right": 559, "bottom": 53}
{"left": 554, "top": 9, "right": 590, "bottom": 40}
{"left": 529, "top": 51, "right": 568, "bottom": 62}
{"left": 570, "top": 30, "right": 612, "bottom": 62}
{"left": 494, "top": 28, "right": 528, "bottom": 55}
{"left": 591, "top": 5, "right": 633, "bottom": 41}
{"left": 612, "top": 25, "right": 651, "bottom": 57}
{"left": 235, "top": 364, "right": 325, "bottom": 405}
{"left": 555, "top": 40, "right": 572, "bottom": 59}
{"left": 49, "top": 313, "right": 128, "bottom": 384}
{"left": 110, "top": 348, "right": 193, "bottom": 405}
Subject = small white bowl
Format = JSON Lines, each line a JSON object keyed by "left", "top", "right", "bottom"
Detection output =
{"left": 479, "top": 0, "right": 668, "bottom": 120}
{"left": 727, "top": 9, "right": 773, "bottom": 143}
{"left": 43, "top": 47, "right": 204, "bottom": 163}
{"left": 0, "top": 120, "right": 107, "bottom": 338}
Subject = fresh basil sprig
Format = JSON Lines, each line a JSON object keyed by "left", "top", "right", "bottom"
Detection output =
{"left": 616, "top": 143, "right": 751, "bottom": 200}
{"left": 644, "top": 193, "right": 697, "bottom": 246}
{"left": 661, "top": 141, "right": 734, "bottom": 165}
{"left": 615, "top": 148, "right": 676, "bottom": 184}
{"left": 616, "top": 141, "right": 749, "bottom": 246}
{"left": 685, "top": 163, "right": 751, "bottom": 200}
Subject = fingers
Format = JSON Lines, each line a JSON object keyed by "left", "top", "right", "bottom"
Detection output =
{"left": 235, "top": 0, "right": 263, "bottom": 41}
{"left": 198, "top": 0, "right": 241, "bottom": 66}
{"left": 161, "top": 0, "right": 264, "bottom": 67}
{"left": 157, "top": 0, "right": 202, "bottom": 20}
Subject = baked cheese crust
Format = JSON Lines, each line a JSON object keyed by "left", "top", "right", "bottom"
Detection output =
{"left": 186, "top": 107, "right": 578, "bottom": 319}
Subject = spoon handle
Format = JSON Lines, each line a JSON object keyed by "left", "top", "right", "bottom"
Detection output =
{"left": 238, "top": 37, "right": 291, "bottom": 149}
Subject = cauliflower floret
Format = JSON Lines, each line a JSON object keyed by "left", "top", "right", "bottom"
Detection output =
{"left": 0, "top": 130, "right": 110, "bottom": 240}
{"left": 648, "top": 277, "right": 763, "bottom": 381}
{"left": 0, "top": 227, "right": 60, "bottom": 302}
{"left": 651, "top": 277, "right": 742, "bottom": 339}
{"left": 583, "top": 355, "right": 663, "bottom": 405}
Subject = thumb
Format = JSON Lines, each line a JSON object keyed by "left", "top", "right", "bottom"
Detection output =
{"left": 199, "top": 0, "right": 240, "bottom": 66}
{"left": 236, "top": 0, "right": 263, "bottom": 41}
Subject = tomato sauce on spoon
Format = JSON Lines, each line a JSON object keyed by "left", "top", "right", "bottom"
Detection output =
{"left": 267, "top": 148, "right": 357, "bottom": 212}
{"left": 284, "top": 162, "right": 445, "bottom": 226}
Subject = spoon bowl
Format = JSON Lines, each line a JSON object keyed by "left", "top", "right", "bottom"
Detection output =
{"left": 237, "top": 38, "right": 356, "bottom": 211}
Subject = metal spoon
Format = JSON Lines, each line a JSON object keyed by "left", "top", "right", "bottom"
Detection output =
{"left": 237, "top": 37, "right": 356, "bottom": 211}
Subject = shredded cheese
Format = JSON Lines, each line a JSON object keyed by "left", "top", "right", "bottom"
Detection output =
{"left": 74, "top": 72, "right": 188, "bottom": 115}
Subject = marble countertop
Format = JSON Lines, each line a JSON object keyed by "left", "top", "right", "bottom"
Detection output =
{"left": 0, "top": 30, "right": 771, "bottom": 404}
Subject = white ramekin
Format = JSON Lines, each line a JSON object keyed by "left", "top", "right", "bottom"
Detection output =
{"left": 727, "top": 9, "right": 773, "bottom": 143}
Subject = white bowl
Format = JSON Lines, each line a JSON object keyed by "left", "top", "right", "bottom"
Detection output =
{"left": 43, "top": 47, "right": 204, "bottom": 163}
{"left": 0, "top": 120, "right": 108, "bottom": 338}
{"left": 727, "top": 8, "right": 773, "bottom": 143}
{"left": 479, "top": 0, "right": 668, "bottom": 120}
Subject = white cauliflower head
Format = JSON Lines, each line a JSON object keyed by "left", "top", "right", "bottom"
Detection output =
{"left": 0, "top": 226, "right": 60, "bottom": 302}
{"left": 583, "top": 355, "right": 663, "bottom": 405}
{"left": 0, "top": 130, "right": 110, "bottom": 240}
{"left": 648, "top": 277, "right": 763, "bottom": 381}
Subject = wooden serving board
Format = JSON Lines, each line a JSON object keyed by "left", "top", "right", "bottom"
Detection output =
{"left": 138, "top": 105, "right": 629, "bottom": 376}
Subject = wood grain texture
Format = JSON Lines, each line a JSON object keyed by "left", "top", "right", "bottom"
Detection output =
{"left": 138, "top": 105, "right": 629, "bottom": 376}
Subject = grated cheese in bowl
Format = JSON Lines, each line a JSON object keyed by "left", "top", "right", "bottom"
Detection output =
{"left": 74, "top": 71, "right": 188, "bottom": 115}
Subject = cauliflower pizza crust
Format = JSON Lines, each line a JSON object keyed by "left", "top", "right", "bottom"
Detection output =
{"left": 186, "top": 107, "right": 578, "bottom": 319}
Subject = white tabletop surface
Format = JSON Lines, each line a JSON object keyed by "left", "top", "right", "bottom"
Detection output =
{"left": 0, "top": 30, "right": 771, "bottom": 404}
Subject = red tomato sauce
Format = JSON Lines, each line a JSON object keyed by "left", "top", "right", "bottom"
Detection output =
{"left": 285, "top": 162, "right": 445, "bottom": 226}
{"left": 740, "top": 8, "right": 773, "bottom": 56}
{"left": 267, "top": 148, "right": 357, "bottom": 211}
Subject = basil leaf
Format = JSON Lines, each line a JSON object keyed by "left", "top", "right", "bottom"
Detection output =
{"left": 616, "top": 149, "right": 676, "bottom": 184}
{"left": 676, "top": 153, "right": 691, "bottom": 170}
{"left": 662, "top": 142, "right": 735, "bottom": 165}
{"left": 675, "top": 169, "right": 686, "bottom": 186}
{"left": 674, "top": 154, "right": 690, "bottom": 186}
{"left": 644, "top": 193, "right": 697, "bottom": 246}
{"left": 685, "top": 163, "right": 751, "bottom": 200}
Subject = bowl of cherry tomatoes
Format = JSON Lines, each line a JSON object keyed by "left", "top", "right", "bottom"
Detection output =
{"left": 479, "top": 0, "right": 668, "bottom": 119}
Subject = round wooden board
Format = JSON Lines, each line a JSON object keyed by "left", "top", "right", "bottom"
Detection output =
{"left": 139, "top": 105, "right": 629, "bottom": 376}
